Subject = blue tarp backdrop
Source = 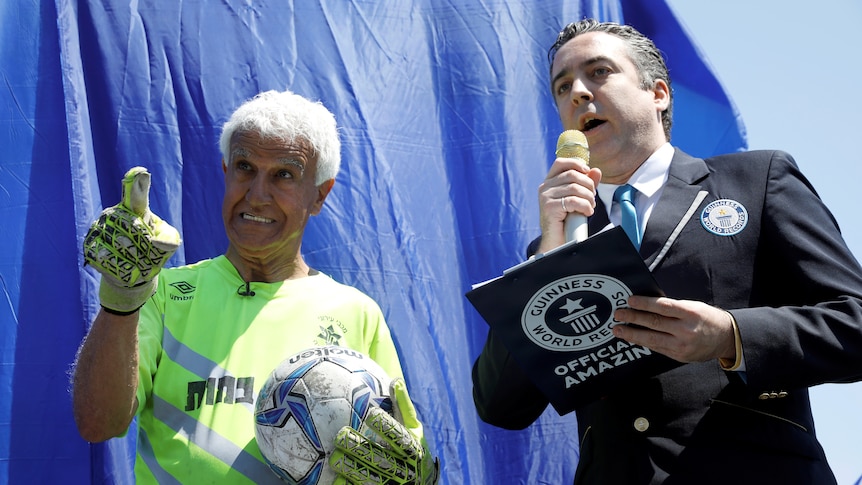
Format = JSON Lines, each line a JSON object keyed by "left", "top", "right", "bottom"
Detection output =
{"left": 1, "top": 0, "right": 745, "bottom": 483}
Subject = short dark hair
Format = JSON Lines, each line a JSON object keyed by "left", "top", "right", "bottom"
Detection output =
{"left": 549, "top": 19, "right": 673, "bottom": 140}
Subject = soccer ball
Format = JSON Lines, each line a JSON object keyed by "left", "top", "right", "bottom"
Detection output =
{"left": 254, "top": 346, "right": 393, "bottom": 484}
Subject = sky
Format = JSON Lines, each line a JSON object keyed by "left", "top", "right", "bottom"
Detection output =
{"left": 663, "top": 0, "right": 862, "bottom": 483}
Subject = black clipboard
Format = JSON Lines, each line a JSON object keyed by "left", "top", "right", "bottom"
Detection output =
{"left": 466, "top": 227, "right": 680, "bottom": 415}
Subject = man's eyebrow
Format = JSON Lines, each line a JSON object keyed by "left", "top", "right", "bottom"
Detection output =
{"left": 582, "top": 55, "right": 612, "bottom": 66}
{"left": 551, "top": 55, "right": 615, "bottom": 87}
{"left": 230, "top": 147, "right": 251, "bottom": 159}
{"left": 228, "top": 146, "right": 306, "bottom": 175}
{"left": 278, "top": 158, "right": 305, "bottom": 175}
{"left": 551, "top": 67, "right": 570, "bottom": 90}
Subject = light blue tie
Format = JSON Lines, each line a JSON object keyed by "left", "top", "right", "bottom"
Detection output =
{"left": 614, "top": 184, "right": 641, "bottom": 249}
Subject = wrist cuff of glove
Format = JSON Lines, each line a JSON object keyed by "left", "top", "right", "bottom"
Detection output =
{"left": 101, "top": 305, "right": 142, "bottom": 316}
{"left": 99, "top": 277, "right": 158, "bottom": 314}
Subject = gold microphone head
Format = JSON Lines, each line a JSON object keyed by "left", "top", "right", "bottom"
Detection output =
{"left": 555, "top": 129, "right": 589, "bottom": 163}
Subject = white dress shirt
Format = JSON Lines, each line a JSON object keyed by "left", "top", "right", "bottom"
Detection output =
{"left": 596, "top": 142, "right": 674, "bottom": 235}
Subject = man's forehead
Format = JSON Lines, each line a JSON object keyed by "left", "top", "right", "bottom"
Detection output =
{"left": 229, "top": 130, "right": 311, "bottom": 155}
{"left": 551, "top": 32, "right": 629, "bottom": 74}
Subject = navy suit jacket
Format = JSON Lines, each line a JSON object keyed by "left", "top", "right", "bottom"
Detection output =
{"left": 472, "top": 149, "right": 862, "bottom": 484}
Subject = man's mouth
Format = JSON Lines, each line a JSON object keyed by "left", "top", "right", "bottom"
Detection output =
{"left": 582, "top": 118, "right": 606, "bottom": 132}
{"left": 242, "top": 213, "right": 274, "bottom": 223}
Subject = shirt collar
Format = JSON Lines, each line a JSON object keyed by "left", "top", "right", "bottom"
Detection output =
{"left": 597, "top": 142, "right": 674, "bottom": 207}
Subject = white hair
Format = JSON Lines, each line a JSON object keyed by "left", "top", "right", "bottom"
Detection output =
{"left": 219, "top": 90, "right": 341, "bottom": 184}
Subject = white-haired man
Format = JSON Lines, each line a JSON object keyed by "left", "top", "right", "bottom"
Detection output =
{"left": 72, "top": 89, "right": 438, "bottom": 484}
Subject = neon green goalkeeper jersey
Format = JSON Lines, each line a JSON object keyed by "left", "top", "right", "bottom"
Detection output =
{"left": 133, "top": 255, "right": 405, "bottom": 484}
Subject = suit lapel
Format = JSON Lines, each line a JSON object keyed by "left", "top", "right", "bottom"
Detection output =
{"left": 641, "top": 150, "right": 710, "bottom": 267}
{"left": 589, "top": 198, "right": 611, "bottom": 236}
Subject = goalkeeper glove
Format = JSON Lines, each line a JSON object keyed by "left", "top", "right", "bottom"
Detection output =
{"left": 330, "top": 377, "right": 440, "bottom": 485}
{"left": 83, "top": 166, "right": 181, "bottom": 314}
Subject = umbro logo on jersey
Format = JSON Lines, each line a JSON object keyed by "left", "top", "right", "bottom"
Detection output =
{"left": 169, "top": 281, "right": 196, "bottom": 301}
{"left": 170, "top": 281, "right": 196, "bottom": 294}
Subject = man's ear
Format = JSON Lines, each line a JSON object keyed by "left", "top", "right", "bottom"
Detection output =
{"left": 311, "top": 179, "right": 336, "bottom": 215}
{"left": 653, "top": 78, "right": 671, "bottom": 111}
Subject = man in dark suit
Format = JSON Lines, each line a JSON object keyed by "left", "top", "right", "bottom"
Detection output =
{"left": 472, "top": 19, "right": 862, "bottom": 484}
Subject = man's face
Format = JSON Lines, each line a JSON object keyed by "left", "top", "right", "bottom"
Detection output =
{"left": 550, "top": 31, "right": 669, "bottom": 182}
{"left": 222, "top": 130, "right": 333, "bottom": 261}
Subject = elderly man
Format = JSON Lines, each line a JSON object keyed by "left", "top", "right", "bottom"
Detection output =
{"left": 72, "top": 89, "right": 438, "bottom": 484}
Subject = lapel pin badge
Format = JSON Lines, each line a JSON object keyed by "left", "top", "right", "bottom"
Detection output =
{"left": 701, "top": 199, "right": 748, "bottom": 236}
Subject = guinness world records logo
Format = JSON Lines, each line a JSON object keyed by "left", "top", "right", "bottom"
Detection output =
{"left": 521, "top": 274, "right": 631, "bottom": 352}
{"left": 701, "top": 198, "right": 748, "bottom": 236}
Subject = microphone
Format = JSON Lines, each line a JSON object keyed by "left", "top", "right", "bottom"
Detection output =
{"left": 237, "top": 282, "right": 255, "bottom": 297}
{"left": 555, "top": 130, "right": 590, "bottom": 243}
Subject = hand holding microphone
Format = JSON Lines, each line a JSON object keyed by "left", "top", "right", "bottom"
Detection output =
{"left": 555, "top": 130, "right": 591, "bottom": 243}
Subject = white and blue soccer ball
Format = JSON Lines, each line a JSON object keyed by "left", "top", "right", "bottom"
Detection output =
{"left": 254, "top": 346, "right": 392, "bottom": 484}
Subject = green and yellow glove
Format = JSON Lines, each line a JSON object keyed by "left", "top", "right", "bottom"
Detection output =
{"left": 83, "top": 167, "right": 181, "bottom": 314}
{"left": 330, "top": 377, "right": 440, "bottom": 485}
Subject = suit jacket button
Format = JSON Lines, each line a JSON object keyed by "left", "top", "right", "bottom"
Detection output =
{"left": 778, "top": 391, "right": 788, "bottom": 398}
{"left": 758, "top": 392, "right": 770, "bottom": 400}
{"left": 633, "top": 417, "right": 650, "bottom": 432}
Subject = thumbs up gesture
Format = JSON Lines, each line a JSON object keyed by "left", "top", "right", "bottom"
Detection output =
{"left": 83, "top": 167, "right": 181, "bottom": 314}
